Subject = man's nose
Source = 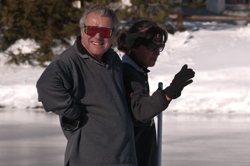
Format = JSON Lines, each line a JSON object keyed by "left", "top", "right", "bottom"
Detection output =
{"left": 94, "top": 32, "right": 102, "bottom": 38}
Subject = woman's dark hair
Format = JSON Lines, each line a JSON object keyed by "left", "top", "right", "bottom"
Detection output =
{"left": 117, "top": 20, "right": 168, "bottom": 53}
{"left": 117, "top": 31, "right": 127, "bottom": 52}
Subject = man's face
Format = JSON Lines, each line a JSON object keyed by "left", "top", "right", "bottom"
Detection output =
{"left": 81, "top": 12, "right": 115, "bottom": 61}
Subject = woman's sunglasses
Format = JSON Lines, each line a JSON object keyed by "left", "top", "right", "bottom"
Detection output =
{"left": 84, "top": 25, "right": 113, "bottom": 38}
{"left": 143, "top": 42, "right": 165, "bottom": 52}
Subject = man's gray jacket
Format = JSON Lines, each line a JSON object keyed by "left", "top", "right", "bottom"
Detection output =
{"left": 36, "top": 38, "right": 137, "bottom": 166}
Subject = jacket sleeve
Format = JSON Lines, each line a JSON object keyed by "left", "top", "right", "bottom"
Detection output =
{"left": 36, "top": 58, "right": 80, "bottom": 120}
{"left": 123, "top": 69, "right": 170, "bottom": 124}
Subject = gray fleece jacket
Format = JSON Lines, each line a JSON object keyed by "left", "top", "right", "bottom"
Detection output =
{"left": 36, "top": 38, "right": 137, "bottom": 166}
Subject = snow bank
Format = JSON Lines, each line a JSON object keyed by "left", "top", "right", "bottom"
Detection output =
{"left": 0, "top": 21, "right": 249, "bottom": 114}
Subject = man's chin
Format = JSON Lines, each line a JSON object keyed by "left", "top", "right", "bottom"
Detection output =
{"left": 90, "top": 51, "right": 105, "bottom": 61}
{"left": 90, "top": 48, "right": 107, "bottom": 56}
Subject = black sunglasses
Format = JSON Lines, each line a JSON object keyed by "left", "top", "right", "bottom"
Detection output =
{"left": 142, "top": 42, "right": 165, "bottom": 52}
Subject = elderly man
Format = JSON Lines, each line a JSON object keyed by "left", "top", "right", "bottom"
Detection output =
{"left": 36, "top": 5, "right": 137, "bottom": 166}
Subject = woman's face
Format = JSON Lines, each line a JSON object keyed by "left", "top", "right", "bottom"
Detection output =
{"left": 131, "top": 42, "right": 161, "bottom": 68}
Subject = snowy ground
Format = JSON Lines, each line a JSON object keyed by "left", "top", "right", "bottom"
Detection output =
{"left": 149, "top": 21, "right": 250, "bottom": 114}
{"left": 0, "top": 21, "right": 249, "bottom": 114}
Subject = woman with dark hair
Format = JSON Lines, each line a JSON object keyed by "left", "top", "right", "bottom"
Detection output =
{"left": 117, "top": 20, "right": 195, "bottom": 166}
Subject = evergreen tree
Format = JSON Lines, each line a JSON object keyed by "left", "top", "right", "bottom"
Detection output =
{"left": 114, "top": 0, "right": 206, "bottom": 33}
{"left": 0, "top": 0, "right": 86, "bottom": 66}
{"left": 0, "top": 1, "right": 3, "bottom": 52}
{"left": 0, "top": 0, "right": 206, "bottom": 66}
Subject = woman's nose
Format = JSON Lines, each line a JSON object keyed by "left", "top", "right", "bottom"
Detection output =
{"left": 153, "top": 48, "right": 160, "bottom": 55}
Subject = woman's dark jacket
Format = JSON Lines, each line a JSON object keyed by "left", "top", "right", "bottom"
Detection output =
{"left": 122, "top": 54, "right": 170, "bottom": 166}
{"left": 36, "top": 37, "right": 137, "bottom": 166}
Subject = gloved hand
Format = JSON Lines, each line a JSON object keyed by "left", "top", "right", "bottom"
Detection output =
{"left": 164, "top": 64, "right": 195, "bottom": 99}
{"left": 61, "top": 111, "right": 85, "bottom": 131}
{"left": 61, "top": 116, "right": 81, "bottom": 131}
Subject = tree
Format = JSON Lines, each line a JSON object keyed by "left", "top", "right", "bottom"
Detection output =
{"left": 0, "top": 0, "right": 86, "bottom": 66}
{"left": 114, "top": 0, "right": 206, "bottom": 33}
{"left": 0, "top": 0, "right": 206, "bottom": 66}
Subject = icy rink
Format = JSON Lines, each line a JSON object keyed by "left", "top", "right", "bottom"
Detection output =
{"left": 1, "top": 109, "right": 250, "bottom": 166}
{"left": 159, "top": 113, "right": 250, "bottom": 166}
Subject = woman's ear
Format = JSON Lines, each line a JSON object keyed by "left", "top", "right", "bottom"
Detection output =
{"left": 127, "top": 49, "right": 132, "bottom": 55}
{"left": 130, "top": 48, "right": 138, "bottom": 55}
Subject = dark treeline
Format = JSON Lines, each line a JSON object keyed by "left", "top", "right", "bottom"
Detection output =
{"left": 0, "top": 0, "right": 205, "bottom": 66}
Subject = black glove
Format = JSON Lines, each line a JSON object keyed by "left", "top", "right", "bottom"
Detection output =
{"left": 61, "top": 111, "right": 83, "bottom": 131}
{"left": 164, "top": 64, "right": 195, "bottom": 99}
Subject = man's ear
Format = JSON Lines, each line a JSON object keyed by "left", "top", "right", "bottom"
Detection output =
{"left": 80, "top": 29, "right": 84, "bottom": 37}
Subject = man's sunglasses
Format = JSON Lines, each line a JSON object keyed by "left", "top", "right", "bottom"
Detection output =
{"left": 84, "top": 25, "right": 114, "bottom": 38}
{"left": 143, "top": 42, "right": 165, "bottom": 52}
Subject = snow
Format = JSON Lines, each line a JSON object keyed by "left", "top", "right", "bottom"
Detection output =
{"left": 0, "top": 21, "right": 250, "bottom": 114}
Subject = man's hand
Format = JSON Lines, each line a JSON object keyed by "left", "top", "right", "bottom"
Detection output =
{"left": 61, "top": 110, "right": 86, "bottom": 131}
{"left": 164, "top": 64, "right": 195, "bottom": 99}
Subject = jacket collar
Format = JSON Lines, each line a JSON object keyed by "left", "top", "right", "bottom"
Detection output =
{"left": 121, "top": 54, "right": 149, "bottom": 73}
